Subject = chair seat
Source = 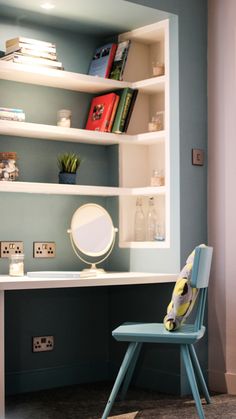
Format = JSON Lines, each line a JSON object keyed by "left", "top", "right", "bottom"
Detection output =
{"left": 112, "top": 322, "right": 206, "bottom": 344}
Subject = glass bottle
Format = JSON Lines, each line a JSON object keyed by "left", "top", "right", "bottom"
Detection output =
{"left": 146, "top": 197, "right": 158, "bottom": 241}
{"left": 134, "top": 197, "right": 145, "bottom": 241}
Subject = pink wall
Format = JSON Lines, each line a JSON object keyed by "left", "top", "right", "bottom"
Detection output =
{"left": 208, "top": 0, "right": 236, "bottom": 394}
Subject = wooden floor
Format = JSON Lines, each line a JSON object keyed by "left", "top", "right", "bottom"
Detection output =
{"left": 6, "top": 382, "right": 236, "bottom": 418}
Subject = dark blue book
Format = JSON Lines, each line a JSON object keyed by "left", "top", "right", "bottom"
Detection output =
{"left": 88, "top": 43, "right": 117, "bottom": 78}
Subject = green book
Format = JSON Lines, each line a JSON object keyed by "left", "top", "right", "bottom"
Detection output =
{"left": 112, "top": 87, "right": 134, "bottom": 134}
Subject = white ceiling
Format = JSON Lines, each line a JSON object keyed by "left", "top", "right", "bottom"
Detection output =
{"left": 0, "top": 0, "right": 170, "bottom": 35}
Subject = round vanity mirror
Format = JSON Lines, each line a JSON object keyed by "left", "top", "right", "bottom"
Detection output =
{"left": 68, "top": 203, "right": 118, "bottom": 275}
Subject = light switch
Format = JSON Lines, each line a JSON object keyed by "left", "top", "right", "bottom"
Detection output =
{"left": 192, "top": 149, "right": 204, "bottom": 166}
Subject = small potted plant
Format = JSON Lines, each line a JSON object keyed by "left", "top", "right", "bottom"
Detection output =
{"left": 57, "top": 152, "right": 81, "bottom": 184}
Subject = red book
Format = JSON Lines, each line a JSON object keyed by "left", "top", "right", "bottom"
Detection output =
{"left": 107, "top": 94, "right": 120, "bottom": 132}
{"left": 85, "top": 93, "right": 118, "bottom": 132}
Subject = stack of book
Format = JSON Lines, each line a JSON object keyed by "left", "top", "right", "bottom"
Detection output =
{"left": 85, "top": 88, "right": 138, "bottom": 134}
{"left": 88, "top": 40, "right": 130, "bottom": 81}
{"left": 0, "top": 37, "right": 63, "bottom": 70}
{"left": 0, "top": 107, "right": 25, "bottom": 122}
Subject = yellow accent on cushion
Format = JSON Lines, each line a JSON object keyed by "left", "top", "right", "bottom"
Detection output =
{"left": 163, "top": 245, "right": 206, "bottom": 332}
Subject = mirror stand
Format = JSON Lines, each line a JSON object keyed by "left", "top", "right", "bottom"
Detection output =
{"left": 67, "top": 223, "right": 118, "bottom": 276}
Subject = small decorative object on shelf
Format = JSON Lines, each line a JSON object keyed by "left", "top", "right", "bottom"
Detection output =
{"left": 155, "top": 223, "right": 165, "bottom": 241}
{"left": 9, "top": 253, "right": 24, "bottom": 276}
{"left": 152, "top": 61, "right": 164, "bottom": 77}
{"left": 57, "top": 152, "right": 81, "bottom": 184}
{"left": 150, "top": 169, "right": 165, "bottom": 186}
{"left": 134, "top": 196, "right": 145, "bottom": 241}
{"left": 0, "top": 152, "right": 19, "bottom": 181}
{"left": 57, "top": 109, "right": 72, "bottom": 127}
{"left": 148, "top": 111, "right": 164, "bottom": 132}
{"left": 146, "top": 196, "right": 158, "bottom": 241}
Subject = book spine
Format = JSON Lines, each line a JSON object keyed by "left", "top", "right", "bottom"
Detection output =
{"left": 119, "top": 91, "right": 133, "bottom": 131}
{"left": 106, "top": 95, "right": 120, "bottom": 132}
{"left": 104, "top": 44, "right": 117, "bottom": 78}
{"left": 0, "top": 112, "right": 25, "bottom": 121}
{"left": 5, "top": 48, "right": 57, "bottom": 60}
{"left": 6, "top": 43, "right": 57, "bottom": 54}
{"left": 112, "top": 88, "right": 133, "bottom": 134}
{"left": 103, "top": 96, "right": 117, "bottom": 131}
{"left": 11, "top": 55, "right": 62, "bottom": 67}
{"left": 123, "top": 89, "right": 138, "bottom": 132}
{"left": 109, "top": 40, "right": 130, "bottom": 81}
{"left": 6, "top": 37, "right": 56, "bottom": 48}
{"left": 0, "top": 107, "right": 24, "bottom": 113}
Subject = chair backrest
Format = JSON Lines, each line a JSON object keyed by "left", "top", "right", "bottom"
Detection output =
{"left": 190, "top": 246, "right": 213, "bottom": 331}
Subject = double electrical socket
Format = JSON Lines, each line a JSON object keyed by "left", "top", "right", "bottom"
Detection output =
{"left": 33, "top": 242, "right": 56, "bottom": 258}
{"left": 32, "top": 335, "right": 54, "bottom": 352}
{"left": 0, "top": 241, "right": 24, "bottom": 258}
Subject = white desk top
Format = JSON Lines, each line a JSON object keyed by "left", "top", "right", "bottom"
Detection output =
{"left": 0, "top": 272, "right": 177, "bottom": 291}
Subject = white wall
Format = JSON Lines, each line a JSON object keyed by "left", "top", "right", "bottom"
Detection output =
{"left": 208, "top": 0, "right": 236, "bottom": 394}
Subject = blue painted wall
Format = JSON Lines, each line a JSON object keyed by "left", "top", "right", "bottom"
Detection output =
{"left": 109, "top": 0, "right": 207, "bottom": 396}
{"left": 0, "top": 0, "right": 207, "bottom": 396}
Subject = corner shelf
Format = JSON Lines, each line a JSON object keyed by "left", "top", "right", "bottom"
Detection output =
{"left": 0, "top": 61, "right": 165, "bottom": 95}
{"left": 0, "top": 120, "right": 166, "bottom": 146}
{"left": 0, "top": 61, "right": 130, "bottom": 93}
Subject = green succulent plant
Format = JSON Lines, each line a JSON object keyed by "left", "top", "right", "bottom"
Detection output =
{"left": 57, "top": 152, "right": 81, "bottom": 174}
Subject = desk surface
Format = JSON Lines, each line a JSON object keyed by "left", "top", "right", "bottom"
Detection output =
{"left": 0, "top": 272, "right": 177, "bottom": 291}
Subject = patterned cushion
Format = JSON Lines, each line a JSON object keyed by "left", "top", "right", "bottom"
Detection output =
{"left": 163, "top": 245, "right": 205, "bottom": 331}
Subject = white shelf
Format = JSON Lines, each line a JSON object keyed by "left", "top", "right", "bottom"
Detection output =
{"left": 0, "top": 61, "right": 166, "bottom": 95}
{"left": 0, "top": 272, "right": 177, "bottom": 291}
{"left": 119, "top": 241, "right": 168, "bottom": 248}
{"left": 0, "top": 120, "right": 166, "bottom": 146}
{"left": 0, "top": 181, "right": 166, "bottom": 197}
{"left": 0, "top": 61, "right": 130, "bottom": 93}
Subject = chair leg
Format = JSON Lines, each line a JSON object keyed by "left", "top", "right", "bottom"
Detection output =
{"left": 181, "top": 344, "right": 205, "bottom": 419}
{"left": 189, "top": 344, "right": 211, "bottom": 404}
{"left": 120, "top": 342, "right": 142, "bottom": 400}
{"left": 101, "top": 342, "right": 139, "bottom": 419}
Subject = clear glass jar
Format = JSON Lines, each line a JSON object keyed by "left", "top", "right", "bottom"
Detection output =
{"left": 57, "top": 109, "right": 72, "bottom": 128}
{"left": 152, "top": 61, "right": 165, "bottom": 77}
{"left": 150, "top": 169, "right": 165, "bottom": 186}
{"left": 148, "top": 111, "right": 164, "bottom": 132}
{"left": 9, "top": 254, "right": 24, "bottom": 276}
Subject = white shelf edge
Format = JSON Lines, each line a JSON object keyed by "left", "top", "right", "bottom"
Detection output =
{"left": 119, "top": 241, "right": 169, "bottom": 248}
{"left": 132, "top": 76, "right": 165, "bottom": 93}
{"left": 0, "top": 272, "right": 177, "bottom": 290}
{"left": 130, "top": 186, "right": 166, "bottom": 195}
{"left": 0, "top": 182, "right": 126, "bottom": 196}
{"left": 0, "top": 182, "right": 167, "bottom": 197}
{"left": 0, "top": 61, "right": 130, "bottom": 93}
{"left": 0, "top": 120, "right": 166, "bottom": 146}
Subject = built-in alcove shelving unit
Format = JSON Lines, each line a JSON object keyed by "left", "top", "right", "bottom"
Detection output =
{"left": 0, "top": 19, "right": 170, "bottom": 249}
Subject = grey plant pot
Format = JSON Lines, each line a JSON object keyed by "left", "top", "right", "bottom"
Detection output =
{"left": 58, "top": 172, "right": 77, "bottom": 184}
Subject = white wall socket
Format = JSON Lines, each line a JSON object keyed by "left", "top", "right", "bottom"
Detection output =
{"left": 0, "top": 241, "right": 24, "bottom": 258}
{"left": 32, "top": 335, "right": 54, "bottom": 352}
{"left": 33, "top": 242, "right": 56, "bottom": 258}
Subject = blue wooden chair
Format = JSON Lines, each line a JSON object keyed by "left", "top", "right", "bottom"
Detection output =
{"left": 102, "top": 245, "right": 213, "bottom": 419}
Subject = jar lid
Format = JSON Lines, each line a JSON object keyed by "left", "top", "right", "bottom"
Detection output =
{"left": 0, "top": 152, "right": 17, "bottom": 160}
{"left": 10, "top": 253, "right": 24, "bottom": 259}
{"left": 57, "top": 109, "right": 71, "bottom": 117}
